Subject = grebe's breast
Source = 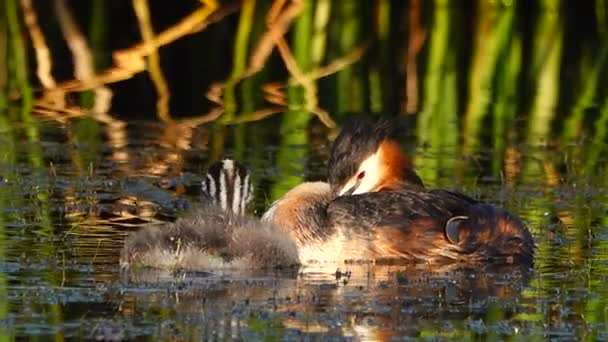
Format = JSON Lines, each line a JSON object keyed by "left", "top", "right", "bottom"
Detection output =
{"left": 295, "top": 224, "right": 376, "bottom": 267}
{"left": 262, "top": 182, "right": 374, "bottom": 266}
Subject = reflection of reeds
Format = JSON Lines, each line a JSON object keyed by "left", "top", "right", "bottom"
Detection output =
{"left": 492, "top": 20, "right": 522, "bottom": 178}
{"left": 562, "top": 44, "right": 608, "bottom": 141}
{"left": 403, "top": 0, "right": 425, "bottom": 114}
{"left": 416, "top": 0, "right": 457, "bottom": 188}
{"left": 20, "top": 0, "right": 55, "bottom": 89}
{"left": 0, "top": 3, "right": 7, "bottom": 107}
{"left": 133, "top": 0, "right": 171, "bottom": 121}
{"left": 6, "top": 0, "right": 32, "bottom": 105}
{"left": 527, "top": 1, "right": 563, "bottom": 143}
{"left": 270, "top": 0, "right": 314, "bottom": 201}
{"left": 585, "top": 98, "right": 608, "bottom": 174}
{"left": 463, "top": 1, "right": 516, "bottom": 154}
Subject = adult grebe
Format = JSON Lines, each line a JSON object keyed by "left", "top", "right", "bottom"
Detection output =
{"left": 264, "top": 118, "right": 535, "bottom": 266}
{"left": 120, "top": 159, "right": 300, "bottom": 270}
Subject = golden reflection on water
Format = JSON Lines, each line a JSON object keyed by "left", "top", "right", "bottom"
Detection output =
{"left": 117, "top": 263, "right": 530, "bottom": 340}
{"left": 0, "top": 115, "right": 605, "bottom": 339}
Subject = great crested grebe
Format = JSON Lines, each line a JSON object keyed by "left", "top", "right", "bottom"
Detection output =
{"left": 120, "top": 159, "right": 300, "bottom": 270}
{"left": 263, "top": 118, "right": 535, "bottom": 266}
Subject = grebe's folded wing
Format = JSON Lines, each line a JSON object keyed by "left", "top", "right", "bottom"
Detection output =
{"left": 326, "top": 191, "right": 467, "bottom": 262}
{"left": 326, "top": 191, "right": 457, "bottom": 231}
{"left": 326, "top": 190, "right": 534, "bottom": 265}
{"left": 428, "top": 189, "right": 479, "bottom": 205}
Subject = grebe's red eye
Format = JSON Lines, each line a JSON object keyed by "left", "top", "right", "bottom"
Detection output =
{"left": 357, "top": 171, "right": 365, "bottom": 179}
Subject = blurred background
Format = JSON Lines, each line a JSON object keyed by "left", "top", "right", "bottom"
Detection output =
{"left": 1, "top": 0, "right": 608, "bottom": 340}
{"left": 1, "top": 0, "right": 606, "bottom": 188}
{"left": 3, "top": 0, "right": 607, "bottom": 143}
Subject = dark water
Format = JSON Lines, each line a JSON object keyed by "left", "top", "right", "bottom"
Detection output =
{"left": 0, "top": 117, "right": 605, "bottom": 340}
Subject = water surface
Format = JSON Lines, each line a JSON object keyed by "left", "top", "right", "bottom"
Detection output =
{"left": 0, "top": 117, "right": 605, "bottom": 340}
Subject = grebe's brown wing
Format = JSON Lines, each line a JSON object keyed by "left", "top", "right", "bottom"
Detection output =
{"left": 426, "top": 190, "right": 534, "bottom": 264}
{"left": 327, "top": 191, "right": 534, "bottom": 265}
{"left": 428, "top": 189, "right": 479, "bottom": 205}
{"left": 327, "top": 191, "right": 459, "bottom": 230}
{"left": 326, "top": 191, "right": 468, "bottom": 262}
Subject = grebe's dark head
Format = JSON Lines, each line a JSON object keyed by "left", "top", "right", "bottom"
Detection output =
{"left": 328, "top": 118, "right": 422, "bottom": 196}
{"left": 201, "top": 158, "right": 253, "bottom": 215}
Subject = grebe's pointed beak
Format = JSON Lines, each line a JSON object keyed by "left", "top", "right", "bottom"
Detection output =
{"left": 339, "top": 179, "right": 362, "bottom": 196}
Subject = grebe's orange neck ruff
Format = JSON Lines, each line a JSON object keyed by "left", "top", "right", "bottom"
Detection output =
{"left": 375, "top": 140, "right": 408, "bottom": 191}
{"left": 336, "top": 138, "right": 423, "bottom": 196}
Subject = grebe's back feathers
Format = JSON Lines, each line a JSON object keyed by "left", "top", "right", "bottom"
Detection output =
{"left": 326, "top": 190, "right": 534, "bottom": 265}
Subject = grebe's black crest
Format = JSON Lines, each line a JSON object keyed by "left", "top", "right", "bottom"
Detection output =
{"left": 120, "top": 159, "right": 299, "bottom": 271}
{"left": 328, "top": 118, "right": 393, "bottom": 191}
{"left": 328, "top": 117, "right": 423, "bottom": 195}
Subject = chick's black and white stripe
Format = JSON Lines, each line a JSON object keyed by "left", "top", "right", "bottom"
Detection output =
{"left": 202, "top": 158, "right": 252, "bottom": 215}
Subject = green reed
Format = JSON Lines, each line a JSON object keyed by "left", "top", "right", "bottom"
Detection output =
{"left": 368, "top": 0, "right": 390, "bottom": 114}
{"left": 0, "top": 3, "right": 6, "bottom": 109}
{"left": 334, "top": 0, "right": 365, "bottom": 115}
{"left": 5, "top": 0, "right": 32, "bottom": 111}
{"left": 463, "top": 1, "right": 516, "bottom": 154}
{"left": 526, "top": 0, "right": 563, "bottom": 143}
{"left": 271, "top": 0, "right": 314, "bottom": 201}
{"left": 561, "top": 45, "right": 608, "bottom": 142}
{"left": 78, "top": 0, "right": 109, "bottom": 109}
{"left": 491, "top": 28, "right": 521, "bottom": 177}
{"left": 222, "top": 0, "right": 256, "bottom": 122}
{"left": 90, "top": 0, "right": 109, "bottom": 70}
{"left": 228, "top": 0, "right": 257, "bottom": 159}
{"left": 416, "top": 0, "right": 457, "bottom": 188}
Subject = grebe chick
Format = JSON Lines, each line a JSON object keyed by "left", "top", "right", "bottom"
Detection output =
{"left": 120, "top": 159, "right": 299, "bottom": 270}
{"left": 325, "top": 118, "right": 535, "bottom": 265}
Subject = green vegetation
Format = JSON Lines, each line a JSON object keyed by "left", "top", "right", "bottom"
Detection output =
{"left": 0, "top": 0, "right": 607, "bottom": 340}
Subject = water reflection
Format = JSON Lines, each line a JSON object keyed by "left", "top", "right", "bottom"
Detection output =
{"left": 0, "top": 118, "right": 604, "bottom": 339}
{"left": 118, "top": 264, "right": 531, "bottom": 340}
